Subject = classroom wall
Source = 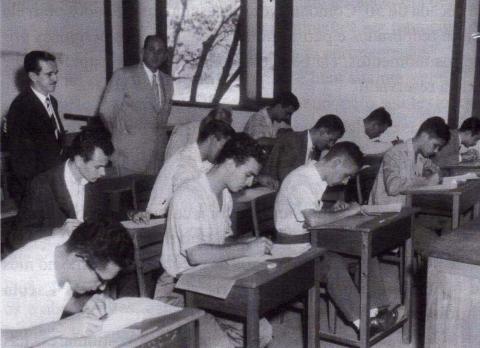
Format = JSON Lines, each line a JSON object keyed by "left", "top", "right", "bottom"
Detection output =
{"left": 1, "top": 1, "right": 478, "bottom": 135}
{"left": 1, "top": 0, "right": 106, "bottom": 132}
{"left": 291, "top": 0, "right": 479, "bottom": 142}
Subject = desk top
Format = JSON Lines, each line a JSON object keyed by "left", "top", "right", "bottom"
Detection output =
{"left": 308, "top": 208, "right": 418, "bottom": 233}
{"left": 441, "top": 160, "right": 480, "bottom": 170}
{"left": 234, "top": 247, "right": 324, "bottom": 289}
{"left": 119, "top": 307, "right": 204, "bottom": 347}
{"left": 420, "top": 221, "right": 480, "bottom": 266}
{"left": 403, "top": 178, "right": 480, "bottom": 196}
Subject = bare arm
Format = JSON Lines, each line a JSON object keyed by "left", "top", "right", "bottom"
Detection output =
{"left": 186, "top": 238, "right": 272, "bottom": 266}
{"left": 1, "top": 313, "right": 102, "bottom": 347}
{"left": 302, "top": 203, "right": 361, "bottom": 228}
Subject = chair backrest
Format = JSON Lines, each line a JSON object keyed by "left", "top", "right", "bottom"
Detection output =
{"left": 128, "top": 222, "right": 167, "bottom": 297}
{"left": 355, "top": 164, "right": 381, "bottom": 204}
{"left": 133, "top": 174, "right": 157, "bottom": 211}
{"left": 97, "top": 175, "right": 138, "bottom": 215}
{"left": 251, "top": 191, "right": 277, "bottom": 238}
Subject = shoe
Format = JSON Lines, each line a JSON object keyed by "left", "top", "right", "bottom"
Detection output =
{"left": 370, "top": 307, "right": 399, "bottom": 331}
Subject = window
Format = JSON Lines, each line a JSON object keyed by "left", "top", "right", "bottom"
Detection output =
{"left": 162, "top": 0, "right": 293, "bottom": 108}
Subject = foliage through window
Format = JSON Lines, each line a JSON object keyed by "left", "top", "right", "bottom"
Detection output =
{"left": 168, "top": 0, "right": 242, "bottom": 104}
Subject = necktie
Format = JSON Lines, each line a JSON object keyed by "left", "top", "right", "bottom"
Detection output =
{"left": 152, "top": 74, "right": 164, "bottom": 107}
{"left": 46, "top": 96, "right": 60, "bottom": 139}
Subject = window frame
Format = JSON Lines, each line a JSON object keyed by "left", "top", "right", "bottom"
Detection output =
{"left": 156, "top": 0, "right": 293, "bottom": 110}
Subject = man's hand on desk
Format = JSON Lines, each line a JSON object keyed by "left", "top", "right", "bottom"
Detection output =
{"left": 52, "top": 219, "right": 81, "bottom": 237}
{"left": 255, "top": 175, "right": 279, "bottom": 191}
{"left": 461, "top": 148, "right": 479, "bottom": 162}
{"left": 56, "top": 312, "right": 103, "bottom": 338}
{"left": 128, "top": 210, "right": 151, "bottom": 224}
{"left": 245, "top": 237, "right": 273, "bottom": 257}
{"left": 332, "top": 200, "right": 349, "bottom": 212}
{"left": 424, "top": 173, "right": 441, "bottom": 186}
{"left": 82, "top": 294, "right": 115, "bottom": 319}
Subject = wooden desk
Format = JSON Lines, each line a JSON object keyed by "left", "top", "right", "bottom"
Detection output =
{"left": 309, "top": 208, "right": 417, "bottom": 348}
{"left": 421, "top": 222, "right": 480, "bottom": 347}
{"left": 185, "top": 248, "right": 324, "bottom": 348}
{"left": 440, "top": 160, "right": 480, "bottom": 176}
{"left": 404, "top": 179, "right": 480, "bottom": 230}
{"left": 119, "top": 307, "right": 204, "bottom": 347}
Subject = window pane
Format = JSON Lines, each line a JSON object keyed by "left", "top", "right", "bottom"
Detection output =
{"left": 261, "top": 0, "right": 274, "bottom": 98}
{"left": 167, "top": 0, "right": 241, "bottom": 104}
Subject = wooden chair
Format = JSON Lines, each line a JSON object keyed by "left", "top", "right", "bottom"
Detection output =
{"left": 251, "top": 191, "right": 277, "bottom": 238}
{"left": 250, "top": 191, "right": 338, "bottom": 333}
{"left": 355, "top": 164, "right": 381, "bottom": 204}
{"left": 97, "top": 175, "right": 137, "bottom": 216}
{"left": 128, "top": 222, "right": 167, "bottom": 297}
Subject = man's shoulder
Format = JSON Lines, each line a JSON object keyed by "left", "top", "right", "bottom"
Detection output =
{"left": 8, "top": 89, "right": 35, "bottom": 111}
{"left": 31, "top": 163, "right": 65, "bottom": 186}
{"left": 277, "top": 130, "right": 304, "bottom": 144}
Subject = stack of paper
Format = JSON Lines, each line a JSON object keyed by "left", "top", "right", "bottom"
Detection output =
{"left": 121, "top": 218, "right": 166, "bottom": 229}
{"left": 442, "top": 173, "right": 478, "bottom": 186}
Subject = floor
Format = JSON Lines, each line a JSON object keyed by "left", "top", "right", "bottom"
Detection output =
{"left": 268, "top": 262, "right": 427, "bottom": 348}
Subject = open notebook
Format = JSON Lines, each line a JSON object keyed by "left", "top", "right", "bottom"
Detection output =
{"left": 38, "top": 297, "right": 181, "bottom": 347}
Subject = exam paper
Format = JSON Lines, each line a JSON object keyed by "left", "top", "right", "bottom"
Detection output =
{"left": 228, "top": 243, "right": 312, "bottom": 264}
{"left": 361, "top": 203, "right": 402, "bottom": 214}
{"left": 442, "top": 172, "right": 478, "bottom": 186}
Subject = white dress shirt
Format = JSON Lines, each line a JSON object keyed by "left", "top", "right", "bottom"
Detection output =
{"left": 147, "top": 143, "right": 212, "bottom": 216}
{"left": 64, "top": 161, "right": 88, "bottom": 221}
{"left": 274, "top": 162, "right": 327, "bottom": 235}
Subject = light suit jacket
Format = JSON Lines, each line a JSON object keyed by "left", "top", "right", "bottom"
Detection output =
{"left": 99, "top": 64, "right": 173, "bottom": 174}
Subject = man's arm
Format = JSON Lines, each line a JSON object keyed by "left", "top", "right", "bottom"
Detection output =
{"left": 302, "top": 203, "right": 361, "bottom": 228}
{"left": 1, "top": 313, "right": 103, "bottom": 347}
{"left": 98, "top": 70, "right": 125, "bottom": 132}
{"left": 185, "top": 238, "right": 272, "bottom": 266}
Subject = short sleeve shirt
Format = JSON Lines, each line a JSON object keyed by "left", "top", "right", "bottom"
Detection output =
{"left": 1, "top": 235, "right": 72, "bottom": 329}
{"left": 243, "top": 108, "right": 291, "bottom": 140}
{"left": 160, "top": 174, "right": 233, "bottom": 277}
{"left": 274, "top": 163, "right": 328, "bottom": 235}
{"left": 147, "top": 143, "right": 213, "bottom": 216}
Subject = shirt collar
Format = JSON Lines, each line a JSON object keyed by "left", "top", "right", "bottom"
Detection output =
{"left": 65, "top": 160, "right": 88, "bottom": 187}
{"left": 142, "top": 63, "right": 157, "bottom": 84}
{"left": 31, "top": 86, "right": 50, "bottom": 105}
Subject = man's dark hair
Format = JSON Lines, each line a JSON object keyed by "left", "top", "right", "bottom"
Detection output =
{"left": 68, "top": 128, "right": 114, "bottom": 161}
{"left": 201, "top": 107, "right": 233, "bottom": 126}
{"left": 416, "top": 116, "right": 451, "bottom": 143}
{"left": 214, "top": 133, "right": 267, "bottom": 166}
{"left": 198, "top": 119, "right": 235, "bottom": 143}
{"left": 459, "top": 117, "right": 480, "bottom": 136}
{"left": 312, "top": 114, "right": 345, "bottom": 137}
{"left": 65, "top": 219, "right": 134, "bottom": 269}
{"left": 144, "top": 35, "right": 165, "bottom": 49}
{"left": 324, "top": 141, "right": 364, "bottom": 169}
{"left": 365, "top": 107, "right": 392, "bottom": 128}
{"left": 273, "top": 92, "right": 300, "bottom": 111}
{"left": 24, "top": 51, "right": 56, "bottom": 74}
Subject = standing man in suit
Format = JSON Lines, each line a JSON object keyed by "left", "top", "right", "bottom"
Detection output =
{"left": 257, "top": 114, "right": 345, "bottom": 188}
{"left": 99, "top": 35, "right": 173, "bottom": 176}
{"left": 10, "top": 129, "right": 114, "bottom": 250}
{"left": 6, "top": 51, "right": 65, "bottom": 203}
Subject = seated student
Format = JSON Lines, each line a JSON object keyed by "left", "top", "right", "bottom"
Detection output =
{"left": 345, "top": 107, "right": 395, "bottom": 157}
{"left": 369, "top": 116, "right": 450, "bottom": 206}
{"left": 433, "top": 117, "right": 480, "bottom": 166}
{"left": 243, "top": 91, "right": 299, "bottom": 146}
{"left": 165, "top": 106, "right": 233, "bottom": 160}
{"left": 132, "top": 120, "right": 235, "bottom": 221}
{"left": 156, "top": 133, "right": 273, "bottom": 348}
{"left": 1, "top": 219, "right": 134, "bottom": 347}
{"left": 275, "top": 142, "right": 399, "bottom": 335}
{"left": 10, "top": 129, "right": 114, "bottom": 250}
{"left": 257, "top": 114, "right": 345, "bottom": 189}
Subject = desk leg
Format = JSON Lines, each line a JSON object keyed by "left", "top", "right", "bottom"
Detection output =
{"left": 187, "top": 319, "right": 200, "bottom": 348}
{"left": 308, "top": 257, "right": 320, "bottom": 348}
{"left": 360, "top": 232, "right": 372, "bottom": 348}
{"left": 402, "top": 236, "right": 413, "bottom": 344}
{"left": 473, "top": 202, "right": 480, "bottom": 220}
{"left": 452, "top": 196, "right": 460, "bottom": 230}
{"left": 246, "top": 289, "right": 260, "bottom": 348}
{"left": 405, "top": 194, "right": 412, "bottom": 207}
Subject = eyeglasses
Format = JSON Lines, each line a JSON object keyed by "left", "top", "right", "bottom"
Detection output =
{"left": 76, "top": 254, "right": 108, "bottom": 287}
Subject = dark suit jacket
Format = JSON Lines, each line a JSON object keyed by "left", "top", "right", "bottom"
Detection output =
{"left": 6, "top": 88, "right": 64, "bottom": 201}
{"left": 261, "top": 130, "right": 309, "bottom": 182}
{"left": 10, "top": 163, "right": 108, "bottom": 250}
{"left": 433, "top": 129, "right": 461, "bottom": 167}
